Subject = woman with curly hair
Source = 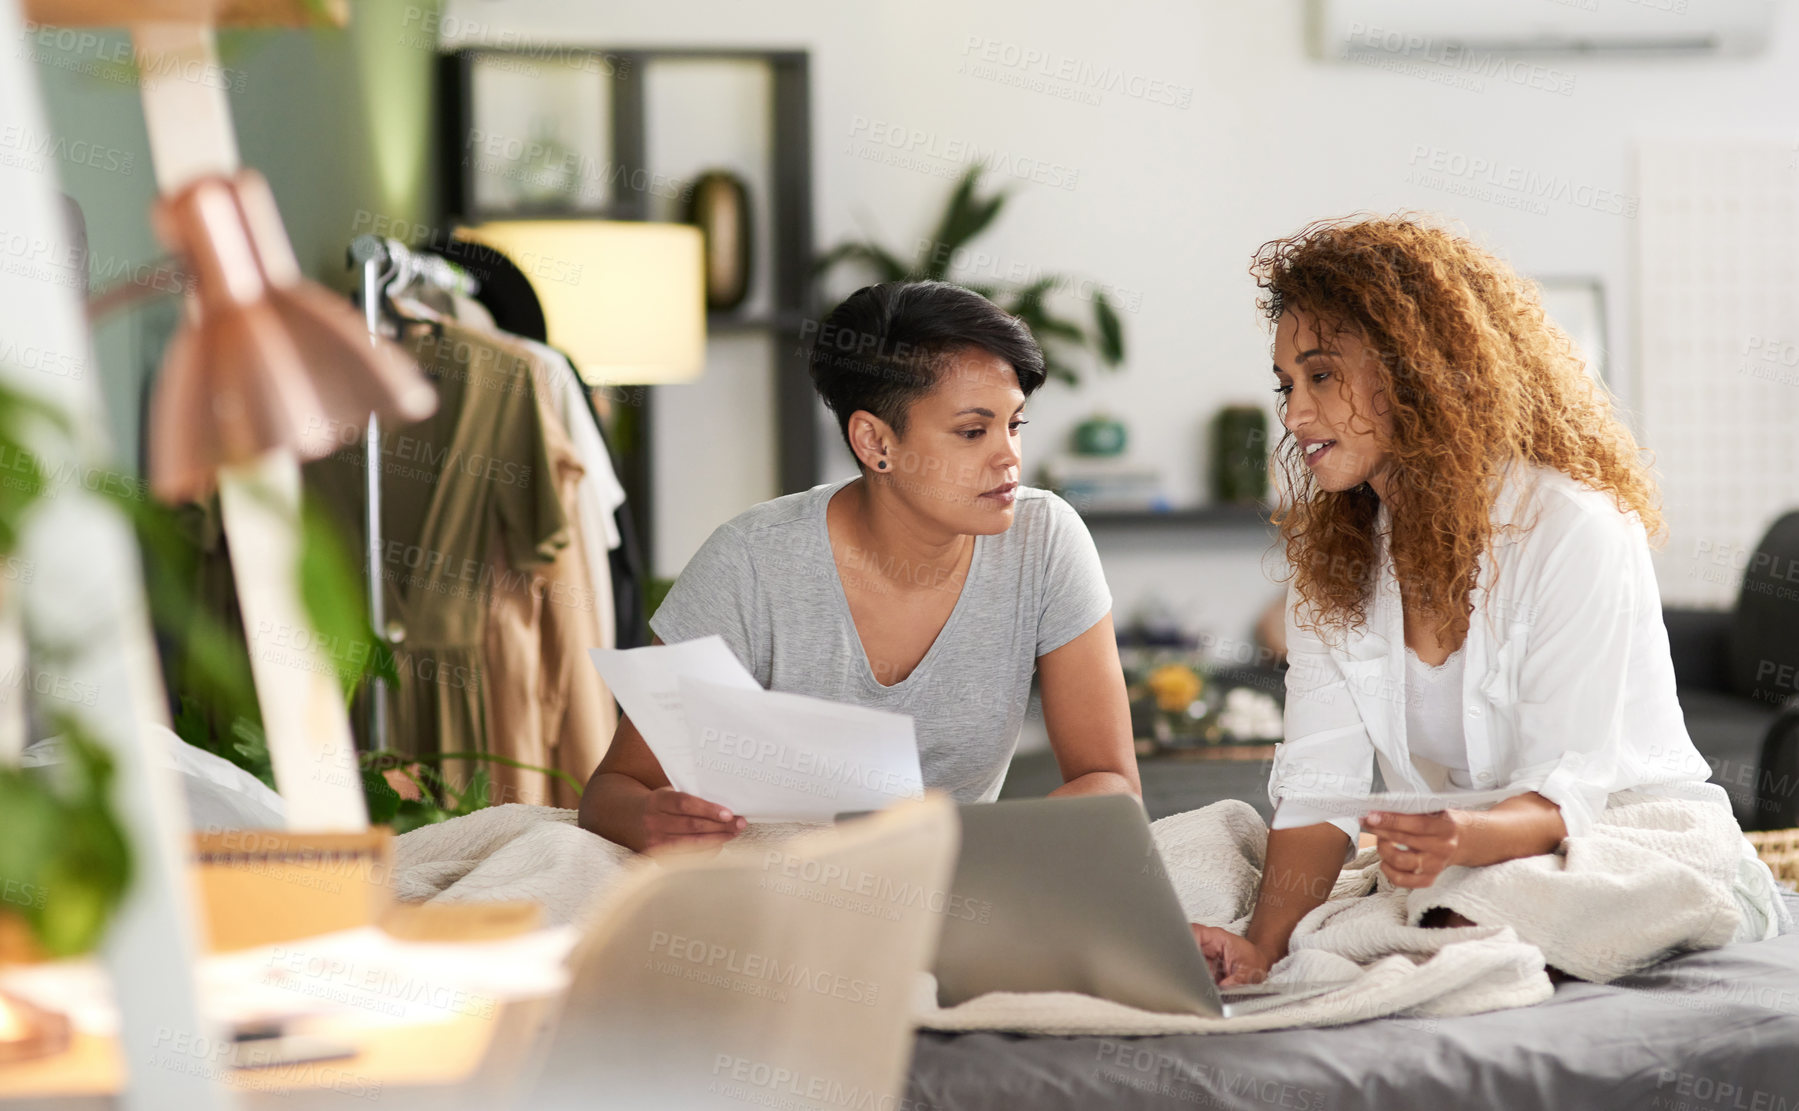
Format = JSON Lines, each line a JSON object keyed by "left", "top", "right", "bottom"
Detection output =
{"left": 1192, "top": 215, "right": 1785, "bottom": 986}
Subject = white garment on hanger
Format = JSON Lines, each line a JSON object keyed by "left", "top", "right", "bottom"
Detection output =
{"left": 519, "top": 339, "right": 627, "bottom": 657}
{"left": 522, "top": 339, "right": 628, "bottom": 552}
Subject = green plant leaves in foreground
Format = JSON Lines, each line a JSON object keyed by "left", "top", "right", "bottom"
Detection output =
{"left": 0, "top": 721, "right": 131, "bottom": 959}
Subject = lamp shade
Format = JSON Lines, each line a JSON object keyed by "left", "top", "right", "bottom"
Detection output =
{"left": 456, "top": 220, "right": 707, "bottom": 385}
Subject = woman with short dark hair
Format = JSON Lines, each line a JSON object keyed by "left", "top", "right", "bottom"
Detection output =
{"left": 580, "top": 281, "right": 1140, "bottom": 852}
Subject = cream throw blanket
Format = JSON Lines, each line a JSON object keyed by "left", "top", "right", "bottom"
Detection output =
{"left": 393, "top": 793, "right": 1776, "bottom": 1036}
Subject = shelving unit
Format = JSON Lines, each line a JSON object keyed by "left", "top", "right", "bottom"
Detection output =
{"left": 438, "top": 47, "right": 817, "bottom": 572}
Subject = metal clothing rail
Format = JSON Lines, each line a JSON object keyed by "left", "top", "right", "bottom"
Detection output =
{"left": 344, "top": 234, "right": 479, "bottom": 753}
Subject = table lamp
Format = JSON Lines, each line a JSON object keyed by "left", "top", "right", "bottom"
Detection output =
{"left": 455, "top": 220, "right": 707, "bottom": 385}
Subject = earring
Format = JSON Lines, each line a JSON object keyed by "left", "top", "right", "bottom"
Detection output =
{"left": 877, "top": 459, "right": 888, "bottom": 470}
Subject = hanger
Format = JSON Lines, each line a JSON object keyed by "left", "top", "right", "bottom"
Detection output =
{"left": 347, "top": 235, "right": 481, "bottom": 337}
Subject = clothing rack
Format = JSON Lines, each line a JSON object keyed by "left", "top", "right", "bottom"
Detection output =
{"left": 345, "top": 234, "right": 479, "bottom": 753}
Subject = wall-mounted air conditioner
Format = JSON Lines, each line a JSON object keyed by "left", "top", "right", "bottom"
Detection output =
{"left": 1314, "top": 0, "right": 1776, "bottom": 58}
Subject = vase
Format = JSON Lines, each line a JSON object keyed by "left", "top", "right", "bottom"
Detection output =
{"left": 1072, "top": 413, "right": 1128, "bottom": 456}
{"left": 686, "top": 170, "right": 752, "bottom": 311}
{"left": 1210, "top": 405, "right": 1268, "bottom": 504}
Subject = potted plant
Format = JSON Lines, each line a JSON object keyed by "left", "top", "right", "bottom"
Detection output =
{"left": 815, "top": 166, "right": 1127, "bottom": 386}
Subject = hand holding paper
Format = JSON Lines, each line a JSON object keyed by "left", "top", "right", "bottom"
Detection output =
{"left": 679, "top": 678, "right": 924, "bottom": 821}
{"left": 589, "top": 638, "right": 926, "bottom": 821}
{"left": 589, "top": 637, "right": 762, "bottom": 795}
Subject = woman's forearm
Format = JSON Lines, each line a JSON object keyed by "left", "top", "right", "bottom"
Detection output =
{"left": 1244, "top": 823, "right": 1351, "bottom": 960}
{"left": 1036, "top": 616, "right": 1143, "bottom": 800}
{"left": 1048, "top": 769, "right": 1140, "bottom": 798}
{"left": 579, "top": 772, "right": 653, "bottom": 850}
{"left": 1452, "top": 791, "right": 1567, "bottom": 868}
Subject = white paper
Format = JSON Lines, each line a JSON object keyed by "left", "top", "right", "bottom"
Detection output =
{"left": 0, "top": 925, "right": 580, "bottom": 1035}
{"left": 678, "top": 677, "right": 926, "bottom": 821}
{"left": 1275, "top": 787, "right": 1521, "bottom": 821}
{"left": 588, "top": 637, "right": 762, "bottom": 794}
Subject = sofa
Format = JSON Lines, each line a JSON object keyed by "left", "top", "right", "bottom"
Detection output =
{"left": 1663, "top": 510, "right": 1799, "bottom": 830}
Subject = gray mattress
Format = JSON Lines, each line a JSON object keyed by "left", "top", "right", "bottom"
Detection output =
{"left": 906, "top": 897, "right": 1799, "bottom": 1111}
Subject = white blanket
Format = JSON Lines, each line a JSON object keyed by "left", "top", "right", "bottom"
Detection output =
{"left": 391, "top": 793, "right": 1771, "bottom": 1036}
{"left": 391, "top": 803, "right": 830, "bottom": 925}
{"left": 1403, "top": 788, "right": 1764, "bottom": 983}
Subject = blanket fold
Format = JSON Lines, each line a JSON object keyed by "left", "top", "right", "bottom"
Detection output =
{"left": 1403, "top": 789, "right": 1753, "bottom": 982}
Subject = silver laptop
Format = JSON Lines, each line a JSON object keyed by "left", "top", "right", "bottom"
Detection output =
{"left": 919, "top": 795, "right": 1343, "bottom": 1017}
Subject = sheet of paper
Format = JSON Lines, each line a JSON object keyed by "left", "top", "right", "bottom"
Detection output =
{"left": 1275, "top": 787, "right": 1521, "bottom": 822}
{"left": 0, "top": 925, "right": 580, "bottom": 1035}
{"left": 677, "top": 677, "right": 925, "bottom": 821}
{"left": 588, "top": 637, "right": 761, "bottom": 794}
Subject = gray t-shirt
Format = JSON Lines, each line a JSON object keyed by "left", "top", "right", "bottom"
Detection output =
{"left": 650, "top": 479, "right": 1112, "bottom": 802}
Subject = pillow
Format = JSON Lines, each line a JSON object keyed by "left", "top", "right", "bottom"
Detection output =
{"left": 20, "top": 723, "right": 286, "bottom": 831}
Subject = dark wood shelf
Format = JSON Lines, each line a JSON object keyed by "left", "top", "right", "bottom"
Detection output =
{"left": 1075, "top": 503, "right": 1272, "bottom": 529}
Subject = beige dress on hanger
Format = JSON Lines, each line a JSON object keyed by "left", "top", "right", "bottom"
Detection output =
{"left": 480, "top": 370, "right": 617, "bottom": 809}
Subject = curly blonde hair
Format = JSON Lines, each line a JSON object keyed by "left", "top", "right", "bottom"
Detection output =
{"left": 1252, "top": 215, "right": 1662, "bottom": 646}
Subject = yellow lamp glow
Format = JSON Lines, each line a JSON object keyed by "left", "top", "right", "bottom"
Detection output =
{"left": 455, "top": 220, "right": 707, "bottom": 385}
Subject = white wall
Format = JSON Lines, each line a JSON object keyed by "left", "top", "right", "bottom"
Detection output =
{"left": 641, "top": 57, "right": 781, "bottom": 573}
{"left": 445, "top": 0, "right": 1799, "bottom": 636}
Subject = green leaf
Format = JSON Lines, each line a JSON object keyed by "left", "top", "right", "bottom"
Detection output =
{"left": 361, "top": 765, "right": 402, "bottom": 826}
{"left": 452, "top": 765, "right": 492, "bottom": 813}
{"left": 1093, "top": 291, "right": 1126, "bottom": 367}
{"left": 962, "top": 192, "right": 1008, "bottom": 246}
{"left": 0, "top": 775, "right": 60, "bottom": 896}
{"left": 171, "top": 695, "right": 212, "bottom": 751}
{"left": 0, "top": 452, "right": 45, "bottom": 554}
{"left": 1004, "top": 276, "right": 1059, "bottom": 322}
{"left": 391, "top": 797, "right": 452, "bottom": 834}
{"left": 2, "top": 720, "right": 133, "bottom": 958}
{"left": 1025, "top": 310, "right": 1086, "bottom": 344}
{"left": 402, "top": 749, "right": 586, "bottom": 801}
{"left": 37, "top": 862, "right": 111, "bottom": 958}
{"left": 921, "top": 166, "right": 1009, "bottom": 278}
{"left": 0, "top": 380, "right": 68, "bottom": 556}
{"left": 115, "top": 495, "right": 265, "bottom": 782}
{"left": 1041, "top": 352, "right": 1081, "bottom": 387}
{"left": 228, "top": 716, "right": 274, "bottom": 788}
{"left": 297, "top": 496, "right": 383, "bottom": 701}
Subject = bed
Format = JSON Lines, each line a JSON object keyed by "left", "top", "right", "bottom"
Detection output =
{"left": 385, "top": 790, "right": 1799, "bottom": 1109}
{"left": 906, "top": 896, "right": 1799, "bottom": 1111}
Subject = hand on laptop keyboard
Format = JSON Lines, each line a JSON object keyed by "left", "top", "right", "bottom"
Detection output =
{"left": 1190, "top": 924, "right": 1272, "bottom": 987}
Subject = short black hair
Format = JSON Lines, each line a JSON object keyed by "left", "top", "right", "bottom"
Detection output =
{"left": 807, "top": 281, "right": 1046, "bottom": 454}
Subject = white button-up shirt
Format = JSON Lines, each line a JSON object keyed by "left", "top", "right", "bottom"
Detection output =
{"left": 1269, "top": 463, "right": 1727, "bottom": 843}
